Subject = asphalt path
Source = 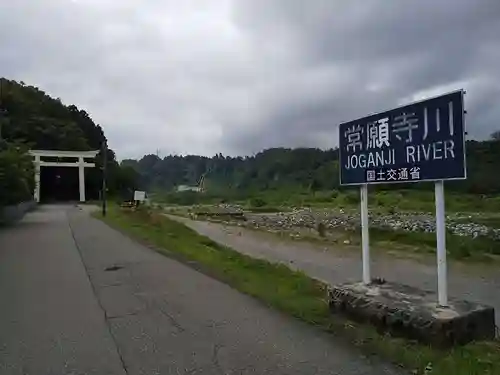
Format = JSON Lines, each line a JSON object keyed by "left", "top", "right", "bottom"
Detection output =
{"left": 0, "top": 205, "right": 402, "bottom": 374}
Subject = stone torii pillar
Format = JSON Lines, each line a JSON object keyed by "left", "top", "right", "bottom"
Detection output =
{"left": 78, "top": 156, "right": 86, "bottom": 202}
{"left": 29, "top": 150, "right": 99, "bottom": 203}
{"left": 33, "top": 154, "right": 41, "bottom": 203}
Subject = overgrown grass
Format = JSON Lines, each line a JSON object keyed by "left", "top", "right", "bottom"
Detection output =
{"left": 369, "top": 228, "right": 500, "bottom": 260}
{"left": 453, "top": 216, "right": 500, "bottom": 229}
{"left": 203, "top": 214, "right": 500, "bottom": 262}
{"left": 97, "top": 207, "right": 500, "bottom": 375}
{"left": 282, "top": 189, "right": 500, "bottom": 213}
{"left": 153, "top": 186, "right": 500, "bottom": 214}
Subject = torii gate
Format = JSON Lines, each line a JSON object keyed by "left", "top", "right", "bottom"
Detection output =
{"left": 29, "top": 150, "right": 99, "bottom": 203}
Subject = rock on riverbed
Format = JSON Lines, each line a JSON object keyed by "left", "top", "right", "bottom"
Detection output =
{"left": 201, "top": 205, "right": 500, "bottom": 241}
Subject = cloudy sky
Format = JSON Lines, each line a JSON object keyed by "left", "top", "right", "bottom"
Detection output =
{"left": 1, "top": 1, "right": 499, "bottom": 159}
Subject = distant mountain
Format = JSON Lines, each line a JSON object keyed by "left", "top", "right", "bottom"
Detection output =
{"left": 124, "top": 139, "right": 500, "bottom": 195}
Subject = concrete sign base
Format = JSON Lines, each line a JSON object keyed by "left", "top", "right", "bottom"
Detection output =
{"left": 328, "top": 280, "right": 495, "bottom": 347}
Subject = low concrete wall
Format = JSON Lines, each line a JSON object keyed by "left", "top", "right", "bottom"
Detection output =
{"left": 0, "top": 201, "right": 36, "bottom": 225}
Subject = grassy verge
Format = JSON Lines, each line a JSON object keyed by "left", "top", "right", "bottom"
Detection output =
{"left": 369, "top": 227, "right": 500, "bottom": 261}
{"left": 96, "top": 207, "right": 500, "bottom": 375}
{"left": 204, "top": 217, "right": 500, "bottom": 263}
{"left": 453, "top": 216, "right": 500, "bottom": 229}
{"left": 228, "top": 189, "right": 500, "bottom": 213}
{"left": 154, "top": 188, "right": 500, "bottom": 214}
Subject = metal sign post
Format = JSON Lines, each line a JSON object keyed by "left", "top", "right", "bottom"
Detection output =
{"left": 360, "top": 184, "right": 370, "bottom": 284}
{"left": 434, "top": 180, "right": 448, "bottom": 306}
{"left": 338, "top": 90, "right": 466, "bottom": 304}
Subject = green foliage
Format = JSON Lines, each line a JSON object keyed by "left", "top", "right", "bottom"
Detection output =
{"left": 157, "top": 191, "right": 214, "bottom": 206}
{"left": 125, "top": 148, "right": 341, "bottom": 194}
{"left": 369, "top": 227, "right": 500, "bottom": 259}
{"left": 1, "top": 79, "right": 93, "bottom": 150}
{"left": 125, "top": 139, "right": 500, "bottom": 200}
{"left": 249, "top": 197, "right": 267, "bottom": 208}
{"left": 0, "top": 142, "right": 34, "bottom": 206}
{"left": 342, "top": 191, "right": 360, "bottom": 205}
{"left": 168, "top": 191, "right": 202, "bottom": 206}
{"left": 111, "top": 164, "right": 140, "bottom": 200}
{"left": 0, "top": 77, "right": 138, "bottom": 202}
{"left": 366, "top": 189, "right": 500, "bottom": 213}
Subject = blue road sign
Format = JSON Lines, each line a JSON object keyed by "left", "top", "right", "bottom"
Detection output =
{"left": 339, "top": 91, "right": 466, "bottom": 185}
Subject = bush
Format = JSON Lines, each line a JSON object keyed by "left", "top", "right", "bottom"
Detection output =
{"left": 311, "top": 191, "right": 333, "bottom": 203}
{"left": 0, "top": 143, "right": 34, "bottom": 206}
{"left": 160, "top": 191, "right": 202, "bottom": 206}
{"left": 344, "top": 191, "right": 360, "bottom": 204}
{"left": 249, "top": 197, "right": 267, "bottom": 207}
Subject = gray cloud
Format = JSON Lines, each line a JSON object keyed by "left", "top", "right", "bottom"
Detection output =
{"left": 1, "top": 0, "right": 499, "bottom": 158}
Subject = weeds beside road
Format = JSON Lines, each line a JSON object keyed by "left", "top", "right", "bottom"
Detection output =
{"left": 166, "top": 205, "right": 500, "bottom": 263}
{"left": 97, "top": 207, "right": 500, "bottom": 375}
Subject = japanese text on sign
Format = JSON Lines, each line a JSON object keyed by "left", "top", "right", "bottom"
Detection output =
{"left": 339, "top": 91, "right": 466, "bottom": 185}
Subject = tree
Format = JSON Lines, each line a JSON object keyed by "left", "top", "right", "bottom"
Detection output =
{"left": 491, "top": 130, "right": 500, "bottom": 140}
{"left": 0, "top": 142, "right": 34, "bottom": 206}
{"left": 125, "top": 141, "right": 500, "bottom": 197}
{"left": 0, "top": 77, "right": 136, "bottom": 203}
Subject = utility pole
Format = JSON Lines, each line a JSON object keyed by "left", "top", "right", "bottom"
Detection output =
{"left": 101, "top": 140, "right": 107, "bottom": 216}
{"left": 0, "top": 79, "right": 4, "bottom": 142}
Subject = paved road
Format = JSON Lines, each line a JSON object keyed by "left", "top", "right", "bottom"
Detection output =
{"left": 170, "top": 215, "right": 500, "bottom": 325}
{"left": 0, "top": 205, "right": 402, "bottom": 375}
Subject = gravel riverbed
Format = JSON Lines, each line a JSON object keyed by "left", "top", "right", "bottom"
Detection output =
{"left": 176, "top": 204, "right": 500, "bottom": 240}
